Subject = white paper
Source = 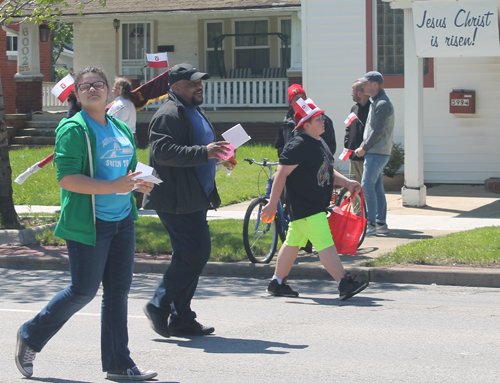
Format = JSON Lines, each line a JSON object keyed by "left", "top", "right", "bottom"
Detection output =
{"left": 221, "top": 124, "right": 251, "bottom": 149}
{"left": 116, "top": 162, "right": 162, "bottom": 195}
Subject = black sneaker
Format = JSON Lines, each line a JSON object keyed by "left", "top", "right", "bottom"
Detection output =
{"left": 267, "top": 279, "right": 299, "bottom": 297}
{"left": 143, "top": 304, "right": 170, "bottom": 338}
{"left": 15, "top": 328, "right": 36, "bottom": 378}
{"left": 338, "top": 273, "right": 369, "bottom": 301}
{"left": 168, "top": 319, "right": 215, "bottom": 337}
{"left": 106, "top": 365, "right": 157, "bottom": 381}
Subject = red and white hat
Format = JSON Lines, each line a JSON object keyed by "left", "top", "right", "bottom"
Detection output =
{"left": 293, "top": 98, "right": 325, "bottom": 130}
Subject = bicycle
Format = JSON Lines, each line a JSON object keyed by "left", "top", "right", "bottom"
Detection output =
{"left": 242, "top": 158, "right": 288, "bottom": 264}
{"left": 242, "top": 159, "right": 367, "bottom": 264}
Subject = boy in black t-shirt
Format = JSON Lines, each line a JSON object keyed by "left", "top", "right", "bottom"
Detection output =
{"left": 261, "top": 98, "right": 369, "bottom": 300}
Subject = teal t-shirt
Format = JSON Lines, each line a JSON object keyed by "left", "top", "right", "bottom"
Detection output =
{"left": 80, "top": 110, "right": 133, "bottom": 221}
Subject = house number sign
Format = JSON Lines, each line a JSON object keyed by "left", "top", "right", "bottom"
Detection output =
{"left": 17, "top": 27, "right": 32, "bottom": 73}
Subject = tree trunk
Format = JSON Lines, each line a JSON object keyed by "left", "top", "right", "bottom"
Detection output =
{"left": 0, "top": 74, "right": 20, "bottom": 228}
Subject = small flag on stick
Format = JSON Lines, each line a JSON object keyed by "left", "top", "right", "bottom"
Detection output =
{"left": 146, "top": 53, "right": 169, "bottom": 68}
{"left": 14, "top": 153, "right": 55, "bottom": 185}
{"left": 339, "top": 148, "right": 353, "bottom": 162}
{"left": 51, "top": 74, "right": 75, "bottom": 103}
{"left": 344, "top": 112, "right": 357, "bottom": 126}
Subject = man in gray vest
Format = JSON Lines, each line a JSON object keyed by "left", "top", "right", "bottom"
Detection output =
{"left": 354, "top": 71, "right": 394, "bottom": 236}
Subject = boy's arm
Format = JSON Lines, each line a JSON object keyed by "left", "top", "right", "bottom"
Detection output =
{"left": 333, "top": 169, "right": 362, "bottom": 196}
{"left": 261, "top": 164, "right": 297, "bottom": 221}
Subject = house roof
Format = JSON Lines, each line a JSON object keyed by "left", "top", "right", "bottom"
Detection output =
{"left": 59, "top": 0, "right": 301, "bottom": 16}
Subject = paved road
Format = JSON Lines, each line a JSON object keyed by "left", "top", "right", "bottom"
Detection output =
{"left": 1, "top": 269, "right": 499, "bottom": 383}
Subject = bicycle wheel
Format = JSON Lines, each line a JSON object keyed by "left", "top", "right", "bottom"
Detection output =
{"left": 335, "top": 188, "right": 368, "bottom": 248}
{"left": 243, "top": 198, "right": 279, "bottom": 263}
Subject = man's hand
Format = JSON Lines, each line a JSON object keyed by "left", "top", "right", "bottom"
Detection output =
{"left": 207, "top": 141, "right": 231, "bottom": 159}
{"left": 354, "top": 147, "right": 366, "bottom": 157}
{"left": 346, "top": 179, "right": 362, "bottom": 196}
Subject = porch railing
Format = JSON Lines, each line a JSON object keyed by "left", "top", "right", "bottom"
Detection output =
{"left": 43, "top": 78, "right": 289, "bottom": 110}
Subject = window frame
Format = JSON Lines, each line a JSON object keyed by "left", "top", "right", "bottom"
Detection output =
{"left": 278, "top": 17, "right": 292, "bottom": 69}
{"left": 366, "top": 0, "right": 434, "bottom": 88}
{"left": 205, "top": 20, "right": 224, "bottom": 77}
{"left": 6, "top": 33, "right": 18, "bottom": 56}
{"left": 232, "top": 18, "right": 271, "bottom": 72}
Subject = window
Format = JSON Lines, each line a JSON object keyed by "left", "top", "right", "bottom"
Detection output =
{"left": 206, "top": 21, "right": 224, "bottom": 77}
{"left": 367, "top": 0, "right": 434, "bottom": 88}
{"left": 234, "top": 20, "right": 270, "bottom": 76}
{"left": 6, "top": 34, "right": 18, "bottom": 56}
{"left": 280, "top": 18, "right": 291, "bottom": 68}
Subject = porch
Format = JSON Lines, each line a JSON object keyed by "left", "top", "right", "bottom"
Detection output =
{"left": 42, "top": 78, "right": 289, "bottom": 110}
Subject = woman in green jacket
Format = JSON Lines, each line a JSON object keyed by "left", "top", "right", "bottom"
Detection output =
{"left": 15, "top": 66, "right": 157, "bottom": 381}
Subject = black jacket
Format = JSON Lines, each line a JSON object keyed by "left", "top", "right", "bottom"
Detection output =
{"left": 275, "top": 107, "right": 336, "bottom": 157}
{"left": 344, "top": 101, "right": 370, "bottom": 161}
{"left": 143, "top": 92, "right": 221, "bottom": 214}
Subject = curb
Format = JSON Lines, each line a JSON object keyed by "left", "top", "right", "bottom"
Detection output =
{"left": 2, "top": 255, "right": 499, "bottom": 288}
{"left": 0, "top": 223, "right": 57, "bottom": 246}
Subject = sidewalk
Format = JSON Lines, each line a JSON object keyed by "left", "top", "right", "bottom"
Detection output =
{"left": 2, "top": 184, "right": 500, "bottom": 287}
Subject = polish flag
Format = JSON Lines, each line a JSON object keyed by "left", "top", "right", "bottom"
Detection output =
{"left": 344, "top": 112, "right": 357, "bottom": 126}
{"left": 51, "top": 74, "right": 74, "bottom": 103}
{"left": 147, "top": 53, "right": 169, "bottom": 68}
{"left": 339, "top": 148, "right": 353, "bottom": 162}
{"left": 14, "top": 153, "right": 55, "bottom": 185}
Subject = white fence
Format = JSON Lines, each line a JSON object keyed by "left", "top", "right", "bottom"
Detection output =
{"left": 43, "top": 78, "right": 289, "bottom": 110}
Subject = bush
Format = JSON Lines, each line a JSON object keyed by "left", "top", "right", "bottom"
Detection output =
{"left": 383, "top": 142, "right": 404, "bottom": 178}
{"left": 55, "top": 68, "right": 69, "bottom": 82}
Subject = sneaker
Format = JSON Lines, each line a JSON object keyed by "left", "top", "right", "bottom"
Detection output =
{"left": 376, "top": 222, "right": 389, "bottom": 234}
{"left": 267, "top": 279, "right": 299, "bottom": 297}
{"left": 106, "top": 365, "right": 157, "bottom": 381}
{"left": 143, "top": 304, "right": 170, "bottom": 338}
{"left": 338, "top": 273, "right": 369, "bottom": 301}
{"left": 365, "top": 223, "right": 377, "bottom": 236}
{"left": 15, "top": 328, "right": 36, "bottom": 378}
{"left": 168, "top": 319, "right": 215, "bottom": 337}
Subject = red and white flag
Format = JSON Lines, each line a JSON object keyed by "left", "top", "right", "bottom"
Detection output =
{"left": 51, "top": 74, "right": 75, "bottom": 103}
{"left": 146, "top": 53, "right": 169, "bottom": 68}
{"left": 14, "top": 153, "right": 55, "bottom": 185}
{"left": 344, "top": 112, "right": 357, "bottom": 126}
{"left": 339, "top": 148, "right": 353, "bottom": 162}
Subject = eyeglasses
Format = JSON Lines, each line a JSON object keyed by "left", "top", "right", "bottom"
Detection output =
{"left": 77, "top": 81, "right": 107, "bottom": 92}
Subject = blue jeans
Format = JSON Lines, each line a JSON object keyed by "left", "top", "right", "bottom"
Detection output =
{"left": 20, "top": 213, "right": 136, "bottom": 372}
{"left": 147, "top": 209, "right": 211, "bottom": 322}
{"left": 361, "top": 153, "right": 390, "bottom": 225}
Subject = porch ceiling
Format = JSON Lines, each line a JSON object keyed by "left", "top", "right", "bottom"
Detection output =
{"left": 58, "top": 0, "right": 301, "bottom": 17}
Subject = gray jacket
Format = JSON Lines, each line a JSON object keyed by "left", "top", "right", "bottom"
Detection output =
{"left": 361, "top": 89, "right": 394, "bottom": 156}
{"left": 142, "top": 92, "right": 221, "bottom": 214}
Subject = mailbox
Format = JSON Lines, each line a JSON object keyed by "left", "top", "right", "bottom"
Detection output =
{"left": 449, "top": 90, "right": 475, "bottom": 114}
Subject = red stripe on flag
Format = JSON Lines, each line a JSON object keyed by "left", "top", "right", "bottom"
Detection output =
{"left": 148, "top": 61, "right": 168, "bottom": 68}
{"left": 58, "top": 83, "right": 74, "bottom": 103}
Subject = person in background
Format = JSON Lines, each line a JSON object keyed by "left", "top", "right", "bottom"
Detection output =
{"left": 354, "top": 71, "right": 395, "bottom": 236}
{"left": 66, "top": 92, "right": 81, "bottom": 118}
{"left": 15, "top": 66, "right": 157, "bottom": 381}
{"left": 344, "top": 81, "right": 370, "bottom": 183}
{"left": 108, "top": 77, "right": 138, "bottom": 147}
{"left": 142, "top": 63, "right": 230, "bottom": 338}
{"left": 262, "top": 98, "right": 368, "bottom": 300}
{"left": 275, "top": 84, "right": 336, "bottom": 157}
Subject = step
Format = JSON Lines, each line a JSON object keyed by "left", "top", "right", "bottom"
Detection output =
{"left": 18, "top": 128, "right": 56, "bottom": 137}
{"left": 25, "top": 120, "right": 61, "bottom": 129}
{"left": 11, "top": 136, "right": 55, "bottom": 145}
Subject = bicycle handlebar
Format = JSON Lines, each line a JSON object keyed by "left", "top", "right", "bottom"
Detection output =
{"left": 243, "top": 158, "right": 279, "bottom": 167}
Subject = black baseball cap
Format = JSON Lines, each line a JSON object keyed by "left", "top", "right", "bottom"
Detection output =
{"left": 169, "top": 64, "right": 210, "bottom": 85}
{"left": 358, "top": 71, "right": 384, "bottom": 84}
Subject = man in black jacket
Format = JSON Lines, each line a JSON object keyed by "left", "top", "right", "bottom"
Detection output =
{"left": 344, "top": 81, "right": 370, "bottom": 182}
{"left": 143, "top": 64, "right": 229, "bottom": 338}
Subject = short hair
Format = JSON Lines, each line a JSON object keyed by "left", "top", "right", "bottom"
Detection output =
{"left": 74, "top": 66, "right": 109, "bottom": 91}
{"left": 113, "top": 77, "right": 133, "bottom": 100}
{"left": 353, "top": 81, "right": 364, "bottom": 94}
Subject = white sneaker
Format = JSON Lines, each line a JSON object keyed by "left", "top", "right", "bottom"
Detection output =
{"left": 366, "top": 223, "right": 376, "bottom": 236}
{"left": 376, "top": 223, "right": 389, "bottom": 234}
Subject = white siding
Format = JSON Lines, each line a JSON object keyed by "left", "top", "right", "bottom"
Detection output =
{"left": 303, "top": 0, "right": 500, "bottom": 183}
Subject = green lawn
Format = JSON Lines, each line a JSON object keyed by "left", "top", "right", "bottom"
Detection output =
{"left": 10, "top": 144, "right": 277, "bottom": 206}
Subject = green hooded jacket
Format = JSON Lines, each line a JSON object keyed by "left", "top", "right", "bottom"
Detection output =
{"left": 53, "top": 112, "right": 138, "bottom": 246}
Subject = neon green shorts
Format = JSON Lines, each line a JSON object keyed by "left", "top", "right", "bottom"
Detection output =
{"left": 284, "top": 212, "right": 334, "bottom": 252}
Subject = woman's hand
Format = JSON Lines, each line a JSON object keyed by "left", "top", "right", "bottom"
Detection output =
{"left": 112, "top": 171, "right": 143, "bottom": 193}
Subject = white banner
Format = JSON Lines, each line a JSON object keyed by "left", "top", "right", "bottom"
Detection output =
{"left": 413, "top": 0, "right": 500, "bottom": 57}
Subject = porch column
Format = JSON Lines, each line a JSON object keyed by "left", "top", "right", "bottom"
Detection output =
{"left": 400, "top": 4, "right": 427, "bottom": 206}
{"left": 14, "top": 21, "right": 44, "bottom": 113}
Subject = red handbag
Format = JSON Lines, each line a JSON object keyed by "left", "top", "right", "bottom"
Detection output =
{"left": 328, "top": 190, "right": 366, "bottom": 256}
